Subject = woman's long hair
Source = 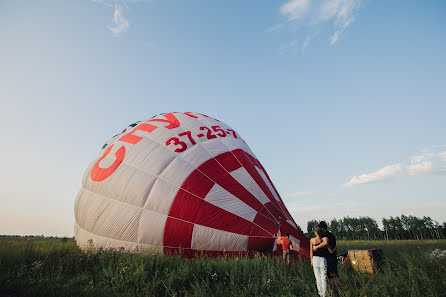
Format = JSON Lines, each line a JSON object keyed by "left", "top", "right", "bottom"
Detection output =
{"left": 314, "top": 227, "right": 323, "bottom": 237}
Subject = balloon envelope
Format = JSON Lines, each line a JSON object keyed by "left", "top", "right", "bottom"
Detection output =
{"left": 75, "top": 112, "right": 309, "bottom": 258}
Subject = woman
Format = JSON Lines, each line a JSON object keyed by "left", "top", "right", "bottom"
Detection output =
{"left": 313, "top": 222, "right": 342, "bottom": 297}
{"left": 310, "top": 228, "right": 328, "bottom": 297}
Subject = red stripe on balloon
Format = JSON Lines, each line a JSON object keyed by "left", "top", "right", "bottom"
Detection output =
{"left": 180, "top": 169, "right": 214, "bottom": 199}
{"left": 247, "top": 237, "right": 276, "bottom": 252}
{"left": 163, "top": 149, "right": 295, "bottom": 255}
{"left": 169, "top": 189, "right": 271, "bottom": 237}
{"left": 214, "top": 151, "right": 242, "bottom": 172}
{"left": 253, "top": 213, "right": 279, "bottom": 235}
{"left": 232, "top": 149, "right": 286, "bottom": 222}
{"left": 264, "top": 202, "right": 284, "bottom": 222}
{"left": 216, "top": 151, "right": 282, "bottom": 227}
{"left": 163, "top": 217, "right": 194, "bottom": 250}
{"left": 197, "top": 158, "right": 271, "bottom": 217}
{"left": 248, "top": 154, "right": 294, "bottom": 221}
{"left": 246, "top": 152, "right": 293, "bottom": 223}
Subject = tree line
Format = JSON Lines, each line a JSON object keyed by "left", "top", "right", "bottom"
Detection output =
{"left": 306, "top": 215, "right": 446, "bottom": 240}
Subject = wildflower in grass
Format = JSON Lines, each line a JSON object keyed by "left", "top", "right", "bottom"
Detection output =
{"left": 211, "top": 272, "right": 218, "bottom": 280}
{"left": 119, "top": 262, "right": 130, "bottom": 274}
{"left": 429, "top": 249, "right": 446, "bottom": 259}
{"left": 31, "top": 260, "right": 43, "bottom": 271}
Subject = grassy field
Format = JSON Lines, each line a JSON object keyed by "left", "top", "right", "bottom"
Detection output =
{"left": 0, "top": 238, "right": 445, "bottom": 297}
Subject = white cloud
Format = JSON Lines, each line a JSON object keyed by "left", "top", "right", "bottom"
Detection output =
{"left": 276, "top": 0, "right": 363, "bottom": 48}
{"left": 109, "top": 4, "right": 130, "bottom": 37}
{"left": 280, "top": 0, "right": 310, "bottom": 21}
{"left": 266, "top": 23, "right": 284, "bottom": 33}
{"left": 93, "top": 0, "right": 152, "bottom": 37}
{"left": 320, "top": 0, "right": 361, "bottom": 45}
{"left": 286, "top": 191, "right": 313, "bottom": 198}
{"left": 319, "top": 0, "right": 342, "bottom": 20}
{"left": 344, "top": 164, "right": 403, "bottom": 187}
{"left": 330, "top": 16, "right": 353, "bottom": 45}
{"left": 407, "top": 161, "right": 432, "bottom": 176}
{"left": 344, "top": 147, "right": 446, "bottom": 187}
{"left": 411, "top": 152, "right": 434, "bottom": 163}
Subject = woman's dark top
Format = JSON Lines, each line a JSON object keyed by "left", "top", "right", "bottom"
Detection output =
{"left": 313, "top": 241, "right": 330, "bottom": 258}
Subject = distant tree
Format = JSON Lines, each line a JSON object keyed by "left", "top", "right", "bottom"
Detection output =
{"left": 306, "top": 220, "right": 319, "bottom": 239}
{"left": 382, "top": 218, "right": 389, "bottom": 240}
{"left": 330, "top": 219, "right": 341, "bottom": 239}
{"left": 307, "top": 215, "right": 444, "bottom": 240}
{"left": 363, "top": 217, "right": 380, "bottom": 239}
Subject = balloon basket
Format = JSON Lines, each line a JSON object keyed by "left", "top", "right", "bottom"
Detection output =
{"left": 347, "top": 249, "right": 384, "bottom": 274}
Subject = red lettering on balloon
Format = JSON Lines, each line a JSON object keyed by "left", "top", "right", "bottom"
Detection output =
{"left": 118, "top": 123, "right": 158, "bottom": 145}
{"left": 91, "top": 112, "right": 236, "bottom": 182}
{"left": 90, "top": 144, "right": 126, "bottom": 182}
{"left": 183, "top": 112, "right": 199, "bottom": 118}
{"left": 147, "top": 113, "right": 180, "bottom": 129}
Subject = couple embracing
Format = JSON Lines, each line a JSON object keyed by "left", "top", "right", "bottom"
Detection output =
{"left": 310, "top": 221, "right": 342, "bottom": 297}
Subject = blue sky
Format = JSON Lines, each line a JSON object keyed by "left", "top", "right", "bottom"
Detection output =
{"left": 1, "top": 0, "right": 445, "bottom": 236}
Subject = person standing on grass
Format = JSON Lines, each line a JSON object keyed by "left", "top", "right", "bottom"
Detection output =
{"left": 310, "top": 227, "right": 328, "bottom": 297}
{"left": 277, "top": 233, "right": 292, "bottom": 265}
{"left": 313, "top": 221, "right": 342, "bottom": 297}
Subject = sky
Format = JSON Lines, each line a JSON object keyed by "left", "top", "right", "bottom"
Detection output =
{"left": 0, "top": 0, "right": 445, "bottom": 236}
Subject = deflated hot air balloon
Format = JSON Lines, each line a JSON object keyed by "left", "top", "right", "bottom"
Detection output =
{"left": 74, "top": 112, "right": 309, "bottom": 259}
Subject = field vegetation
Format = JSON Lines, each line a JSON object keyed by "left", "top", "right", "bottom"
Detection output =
{"left": 0, "top": 237, "right": 445, "bottom": 297}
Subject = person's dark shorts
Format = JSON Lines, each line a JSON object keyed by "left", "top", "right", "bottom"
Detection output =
{"left": 326, "top": 255, "right": 338, "bottom": 279}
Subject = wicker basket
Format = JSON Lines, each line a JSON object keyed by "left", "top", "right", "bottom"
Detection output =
{"left": 347, "top": 249, "right": 384, "bottom": 274}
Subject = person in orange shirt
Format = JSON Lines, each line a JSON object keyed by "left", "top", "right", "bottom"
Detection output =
{"left": 277, "top": 233, "right": 292, "bottom": 264}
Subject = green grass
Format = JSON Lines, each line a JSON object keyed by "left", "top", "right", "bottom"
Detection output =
{"left": 0, "top": 238, "right": 445, "bottom": 297}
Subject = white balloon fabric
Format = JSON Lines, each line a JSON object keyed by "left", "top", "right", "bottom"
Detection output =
{"left": 75, "top": 112, "right": 309, "bottom": 258}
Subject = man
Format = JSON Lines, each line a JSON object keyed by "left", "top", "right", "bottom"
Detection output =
{"left": 312, "top": 221, "right": 342, "bottom": 297}
{"left": 277, "top": 232, "right": 292, "bottom": 265}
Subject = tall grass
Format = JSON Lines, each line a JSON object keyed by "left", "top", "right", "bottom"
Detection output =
{"left": 0, "top": 238, "right": 445, "bottom": 297}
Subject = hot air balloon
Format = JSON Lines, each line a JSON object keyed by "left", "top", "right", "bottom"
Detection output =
{"left": 74, "top": 112, "right": 309, "bottom": 259}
